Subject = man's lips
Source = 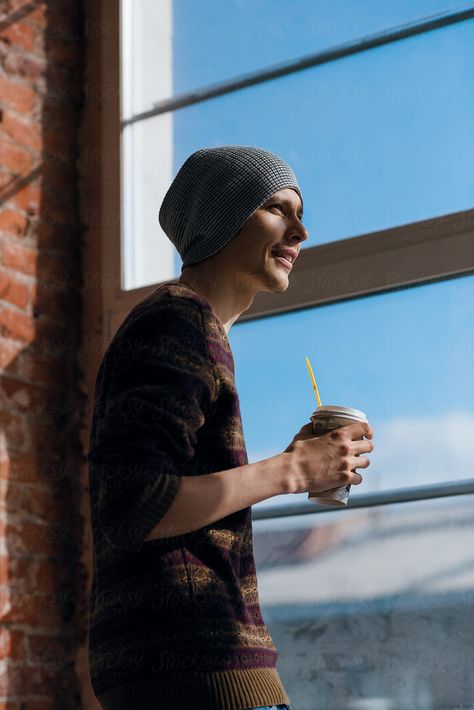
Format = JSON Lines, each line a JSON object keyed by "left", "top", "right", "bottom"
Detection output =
{"left": 272, "top": 254, "right": 293, "bottom": 271}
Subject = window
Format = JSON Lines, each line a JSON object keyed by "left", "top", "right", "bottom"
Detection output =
{"left": 90, "top": 3, "right": 474, "bottom": 708}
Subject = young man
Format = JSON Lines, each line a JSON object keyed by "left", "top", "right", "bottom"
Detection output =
{"left": 87, "top": 146, "right": 374, "bottom": 710}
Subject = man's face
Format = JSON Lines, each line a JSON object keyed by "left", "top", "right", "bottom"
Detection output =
{"left": 217, "top": 187, "right": 308, "bottom": 293}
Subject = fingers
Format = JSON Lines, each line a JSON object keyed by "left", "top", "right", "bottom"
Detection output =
{"left": 351, "top": 455, "right": 371, "bottom": 470}
{"left": 349, "top": 458, "right": 368, "bottom": 485}
{"left": 351, "top": 438, "right": 375, "bottom": 455}
{"left": 348, "top": 421, "right": 374, "bottom": 439}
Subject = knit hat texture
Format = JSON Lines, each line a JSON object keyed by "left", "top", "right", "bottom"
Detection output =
{"left": 158, "top": 145, "right": 303, "bottom": 266}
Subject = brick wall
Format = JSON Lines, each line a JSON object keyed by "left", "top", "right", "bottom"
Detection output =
{"left": 0, "top": 1, "right": 87, "bottom": 707}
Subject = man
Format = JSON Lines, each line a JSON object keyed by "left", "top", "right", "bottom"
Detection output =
{"left": 87, "top": 146, "right": 374, "bottom": 709}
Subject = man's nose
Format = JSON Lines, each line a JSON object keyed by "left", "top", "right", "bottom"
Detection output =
{"left": 289, "top": 222, "right": 309, "bottom": 244}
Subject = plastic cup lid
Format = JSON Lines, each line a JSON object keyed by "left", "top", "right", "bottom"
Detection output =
{"left": 311, "top": 405, "right": 368, "bottom": 422}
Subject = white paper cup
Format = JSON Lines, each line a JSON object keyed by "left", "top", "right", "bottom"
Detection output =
{"left": 308, "top": 405, "right": 368, "bottom": 507}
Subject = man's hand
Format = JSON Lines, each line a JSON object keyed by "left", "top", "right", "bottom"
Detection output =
{"left": 283, "top": 421, "right": 374, "bottom": 495}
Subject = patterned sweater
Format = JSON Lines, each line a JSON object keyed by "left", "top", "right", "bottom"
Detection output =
{"left": 87, "top": 281, "right": 290, "bottom": 709}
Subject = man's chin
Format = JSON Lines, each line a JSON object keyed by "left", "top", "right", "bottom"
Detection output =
{"left": 272, "top": 278, "right": 289, "bottom": 293}
{"left": 261, "top": 273, "right": 290, "bottom": 294}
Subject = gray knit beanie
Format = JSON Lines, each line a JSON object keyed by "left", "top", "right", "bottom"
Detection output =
{"left": 158, "top": 145, "right": 303, "bottom": 266}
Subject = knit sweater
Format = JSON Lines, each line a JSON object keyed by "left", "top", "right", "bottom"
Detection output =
{"left": 87, "top": 281, "right": 290, "bottom": 710}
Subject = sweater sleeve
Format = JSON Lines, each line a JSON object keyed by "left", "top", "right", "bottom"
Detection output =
{"left": 87, "top": 295, "right": 218, "bottom": 561}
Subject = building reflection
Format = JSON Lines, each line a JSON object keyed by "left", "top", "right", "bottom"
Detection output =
{"left": 253, "top": 497, "right": 474, "bottom": 710}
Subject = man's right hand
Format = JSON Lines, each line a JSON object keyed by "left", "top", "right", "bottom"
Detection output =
{"left": 283, "top": 421, "right": 375, "bottom": 495}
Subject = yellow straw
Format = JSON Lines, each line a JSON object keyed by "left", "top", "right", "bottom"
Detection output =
{"left": 305, "top": 356, "right": 322, "bottom": 408}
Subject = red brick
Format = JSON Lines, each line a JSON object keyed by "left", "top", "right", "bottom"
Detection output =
{"left": 0, "top": 411, "right": 27, "bottom": 451}
{"left": 0, "top": 557, "right": 8, "bottom": 587}
{"left": 21, "top": 485, "right": 64, "bottom": 525}
{"left": 7, "top": 556, "right": 68, "bottom": 598}
{"left": 27, "top": 4, "right": 47, "bottom": 29}
{"left": 1, "top": 239, "right": 38, "bottom": 275}
{"left": 0, "top": 455, "right": 34, "bottom": 484}
{"left": 0, "top": 480, "right": 23, "bottom": 516}
{"left": 9, "top": 181, "right": 41, "bottom": 216}
{"left": 0, "top": 628, "right": 25, "bottom": 661}
{"left": 0, "top": 306, "right": 35, "bottom": 343}
{"left": 0, "top": 142, "right": 33, "bottom": 175}
{"left": 0, "top": 269, "right": 34, "bottom": 309}
{"left": 0, "top": 21, "right": 36, "bottom": 53}
{"left": 0, "top": 557, "right": 31, "bottom": 593}
{"left": 0, "top": 660, "right": 66, "bottom": 697}
{"left": 30, "top": 559, "right": 60, "bottom": 595}
{"left": 0, "top": 337, "right": 23, "bottom": 368}
{"left": 3, "top": 52, "right": 47, "bottom": 82}
{"left": 1, "top": 378, "right": 50, "bottom": 414}
{"left": 1, "top": 114, "right": 42, "bottom": 152}
{"left": 0, "top": 210, "right": 29, "bottom": 237}
{"left": 6, "top": 520, "right": 72, "bottom": 558}
{"left": 27, "top": 634, "right": 71, "bottom": 667}
{"left": 31, "top": 420, "right": 72, "bottom": 456}
{"left": 0, "top": 75, "right": 36, "bottom": 114}
{"left": 1, "top": 589, "right": 67, "bottom": 629}
{"left": 0, "top": 479, "right": 64, "bottom": 525}
{"left": 4, "top": 452, "right": 69, "bottom": 487}
{"left": 0, "top": 478, "right": 21, "bottom": 516}
{"left": 9, "top": 346, "right": 70, "bottom": 389}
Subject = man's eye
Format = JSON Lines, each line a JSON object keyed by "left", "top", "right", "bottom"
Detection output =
{"left": 269, "top": 204, "right": 284, "bottom": 212}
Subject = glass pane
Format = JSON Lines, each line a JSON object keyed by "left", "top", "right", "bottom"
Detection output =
{"left": 121, "top": 116, "right": 178, "bottom": 290}
{"left": 252, "top": 495, "right": 474, "bottom": 710}
{"left": 227, "top": 275, "right": 474, "bottom": 509}
{"left": 172, "top": 20, "right": 474, "bottom": 248}
{"left": 121, "top": 0, "right": 173, "bottom": 119}
{"left": 150, "top": 0, "right": 470, "bottom": 100}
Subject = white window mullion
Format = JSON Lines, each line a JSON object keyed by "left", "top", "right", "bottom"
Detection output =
{"left": 120, "top": 0, "right": 176, "bottom": 291}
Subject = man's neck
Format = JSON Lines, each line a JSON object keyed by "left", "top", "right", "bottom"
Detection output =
{"left": 178, "top": 268, "right": 255, "bottom": 334}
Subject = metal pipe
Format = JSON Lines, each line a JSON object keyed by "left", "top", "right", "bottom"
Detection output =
{"left": 251, "top": 479, "right": 474, "bottom": 520}
{"left": 122, "top": 5, "right": 474, "bottom": 126}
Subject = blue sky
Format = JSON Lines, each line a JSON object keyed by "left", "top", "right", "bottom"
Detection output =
{"left": 170, "top": 2, "right": 474, "bottom": 510}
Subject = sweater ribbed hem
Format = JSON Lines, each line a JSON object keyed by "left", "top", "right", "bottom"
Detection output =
{"left": 97, "top": 666, "right": 290, "bottom": 710}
